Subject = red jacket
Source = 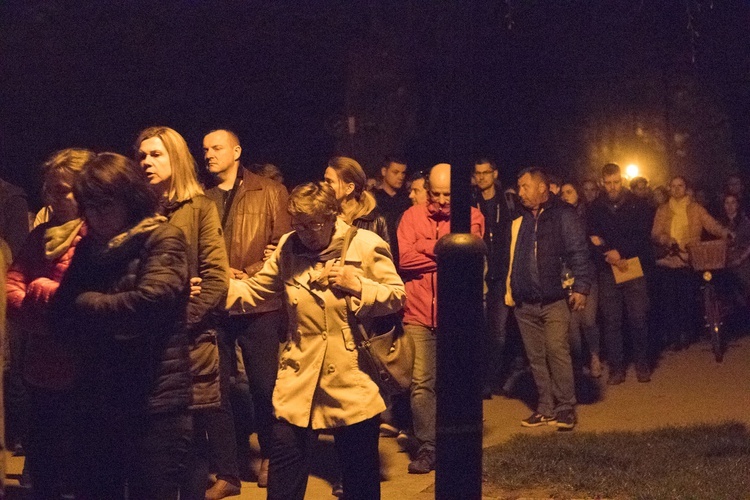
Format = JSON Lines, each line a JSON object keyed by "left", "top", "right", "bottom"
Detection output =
{"left": 6, "top": 219, "right": 85, "bottom": 389}
{"left": 397, "top": 204, "right": 484, "bottom": 328}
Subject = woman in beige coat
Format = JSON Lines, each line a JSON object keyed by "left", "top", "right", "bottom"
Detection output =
{"left": 227, "top": 181, "right": 406, "bottom": 500}
{"left": 652, "top": 175, "right": 730, "bottom": 350}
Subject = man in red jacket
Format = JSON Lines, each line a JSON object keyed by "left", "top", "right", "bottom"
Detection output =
{"left": 397, "top": 163, "right": 484, "bottom": 474}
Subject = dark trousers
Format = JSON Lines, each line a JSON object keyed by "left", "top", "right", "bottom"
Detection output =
{"left": 222, "top": 310, "right": 282, "bottom": 459}
{"left": 82, "top": 410, "right": 193, "bottom": 500}
{"left": 656, "top": 266, "right": 699, "bottom": 347}
{"left": 26, "top": 387, "right": 85, "bottom": 499}
{"left": 183, "top": 328, "right": 240, "bottom": 498}
{"left": 267, "top": 417, "right": 380, "bottom": 500}
{"left": 598, "top": 271, "right": 650, "bottom": 373}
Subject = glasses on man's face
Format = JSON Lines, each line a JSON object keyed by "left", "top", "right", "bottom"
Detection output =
{"left": 292, "top": 222, "right": 326, "bottom": 233}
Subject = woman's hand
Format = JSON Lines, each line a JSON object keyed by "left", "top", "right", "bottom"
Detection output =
{"left": 329, "top": 263, "right": 363, "bottom": 297}
{"left": 190, "top": 277, "right": 202, "bottom": 298}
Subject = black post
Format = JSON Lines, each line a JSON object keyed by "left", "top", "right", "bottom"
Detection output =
{"left": 435, "top": 2, "right": 485, "bottom": 498}
{"left": 435, "top": 233, "right": 485, "bottom": 500}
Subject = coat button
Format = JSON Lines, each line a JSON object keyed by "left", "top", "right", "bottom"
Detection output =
{"left": 346, "top": 341, "right": 355, "bottom": 350}
{"left": 292, "top": 297, "right": 298, "bottom": 305}
{"left": 327, "top": 364, "right": 335, "bottom": 374}
{"left": 321, "top": 331, "right": 327, "bottom": 340}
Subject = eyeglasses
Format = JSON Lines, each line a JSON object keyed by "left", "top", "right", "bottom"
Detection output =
{"left": 292, "top": 222, "right": 326, "bottom": 233}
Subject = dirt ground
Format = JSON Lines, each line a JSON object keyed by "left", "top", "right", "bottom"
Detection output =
{"left": 6, "top": 335, "right": 749, "bottom": 499}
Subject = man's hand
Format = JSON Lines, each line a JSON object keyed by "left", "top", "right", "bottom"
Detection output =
{"left": 568, "top": 292, "right": 587, "bottom": 311}
{"left": 329, "top": 263, "right": 363, "bottom": 297}
{"left": 590, "top": 235, "right": 605, "bottom": 247}
{"left": 263, "top": 244, "right": 277, "bottom": 261}
{"left": 189, "top": 277, "right": 202, "bottom": 298}
{"left": 604, "top": 249, "right": 622, "bottom": 265}
{"left": 230, "top": 267, "right": 248, "bottom": 280}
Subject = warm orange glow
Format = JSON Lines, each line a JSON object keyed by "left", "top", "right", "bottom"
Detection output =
{"left": 625, "top": 164, "right": 640, "bottom": 179}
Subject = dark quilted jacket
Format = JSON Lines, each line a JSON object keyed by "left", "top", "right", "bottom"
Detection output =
{"left": 52, "top": 218, "right": 191, "bottom": 415}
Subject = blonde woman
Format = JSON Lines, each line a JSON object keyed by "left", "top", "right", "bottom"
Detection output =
{"left": 136, "top": 127, "right": 237, "bottom": 499}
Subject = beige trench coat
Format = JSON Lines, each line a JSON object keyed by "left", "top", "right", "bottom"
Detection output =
{"left": 226, "top": 219, "right": 406, "bottom": 429}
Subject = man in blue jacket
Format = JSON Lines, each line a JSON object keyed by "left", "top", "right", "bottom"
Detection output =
{"left": 506, "top": 167, "right": 593, "bottom": 430}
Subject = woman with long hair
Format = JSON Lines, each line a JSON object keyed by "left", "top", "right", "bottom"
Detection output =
{"left": 135, "top": 126, "right": 239, "bottom": 499}
{"left": 560, "top": 182, "right": 603, "bottom": 377}
{"left": 324, "top": 156, "right": 390, "bottom": 244}
{"left": 652, "top": 176, "right": 731, "bottom": 350}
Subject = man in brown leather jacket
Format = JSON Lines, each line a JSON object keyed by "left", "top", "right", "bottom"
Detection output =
{"left": 203, "top": 129, "right": 291, "bottom": 489}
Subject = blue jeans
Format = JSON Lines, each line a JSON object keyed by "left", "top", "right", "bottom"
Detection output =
{"left": 598, "top": 271, "right": 650, "bottom": 373}
{"left": 485, "top": 279, "right": 511, "bottom": 388}
{"left": 514, "top": 300, "right": 575, "bottom": 416}
{"left": 405, "top": 323, "right": 436, "bottom": 452}
{"left": 568, "top": 280, "right": 601, "bottom": 370}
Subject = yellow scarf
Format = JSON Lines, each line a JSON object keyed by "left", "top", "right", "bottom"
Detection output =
{"left": 669, "top": 197, "right": 690, "bottom": 249}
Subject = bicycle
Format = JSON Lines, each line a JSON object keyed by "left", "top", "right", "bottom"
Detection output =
{"left": 686, "top": 239, "right": 729, "bottom": 362}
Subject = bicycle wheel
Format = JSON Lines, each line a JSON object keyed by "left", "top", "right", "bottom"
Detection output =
{"left": 703, "top": 284, "right": 724, "bottom": 362}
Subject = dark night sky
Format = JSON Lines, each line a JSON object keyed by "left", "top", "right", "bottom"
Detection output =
{"left": 1, "top": 0, "right": 749, "bottom": 207}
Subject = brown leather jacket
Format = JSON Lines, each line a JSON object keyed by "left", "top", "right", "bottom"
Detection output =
{"left": 206, "top": 168, "right": 291, "bottom": 314}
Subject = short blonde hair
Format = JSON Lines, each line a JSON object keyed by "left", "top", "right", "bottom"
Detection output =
{"left": 41, "top": 148, "right": 95, "bottom": 205}
{"left": 135, "top": 126, "right": 203, "bottom": 202}
{"left": 288, "top": 182, "right": 340, "bottom": 221}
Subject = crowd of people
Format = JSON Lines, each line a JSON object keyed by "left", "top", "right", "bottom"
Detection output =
{"left": 0, "top": 129, "right": 748, "bottom": 499}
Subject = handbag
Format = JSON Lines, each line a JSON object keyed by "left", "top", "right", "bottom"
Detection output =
{"left": 340, "top": 226, "right": 414, "bottom": 396}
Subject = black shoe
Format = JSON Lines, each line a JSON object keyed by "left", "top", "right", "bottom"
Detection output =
{"left": 555, "top": 409, "right": 577, "bottom": 430}
{"left": 521, "top": 412, "right": 557, "bottom": 427}
{"left": 408, "top": 448, "right": 436, "bottom": 474}
{"left": 607, "top": 371, "right": 626, "bottom": 385}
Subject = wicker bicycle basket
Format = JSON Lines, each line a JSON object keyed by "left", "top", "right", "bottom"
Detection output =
{"left": 687, "top": 239, "right": 727, "bottom": 271}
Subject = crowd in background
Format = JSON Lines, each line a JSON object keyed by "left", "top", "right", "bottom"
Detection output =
{"left": 1, "top": 133, "right": 749, "bottom": 499}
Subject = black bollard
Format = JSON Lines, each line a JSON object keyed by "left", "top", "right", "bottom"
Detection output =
{"left": 435, "top": 233, "right": 486, "bottom": 500}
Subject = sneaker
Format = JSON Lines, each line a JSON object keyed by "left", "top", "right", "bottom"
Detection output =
{"left": 408, "top": 448, "right": 436, "bottom": 474}
{"left": 555, "top": 409, "right": 577, "bottom": 430}
{"left": 521, "top": 412, "right": 557, "bottom": 427}
{"left": 379, "top": 422, "right": 399, "bottom": 437}
{"left": 331, "top": 479, "right": 344, "bottom": 497}
{"left": 607, "top": 370, "right": 626, "bottom": 386}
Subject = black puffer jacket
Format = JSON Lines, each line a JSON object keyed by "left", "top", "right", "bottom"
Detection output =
{"left": 52, "top": 217, "right": 191, "bottom": 415}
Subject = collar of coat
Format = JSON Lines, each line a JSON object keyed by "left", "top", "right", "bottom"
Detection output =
{"left": 106, "top": 215, "right": 168, "bottom": 252}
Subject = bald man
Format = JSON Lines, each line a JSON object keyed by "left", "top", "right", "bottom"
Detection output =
{"left": 396, "top": 163, "right": 485, "bottom": 474}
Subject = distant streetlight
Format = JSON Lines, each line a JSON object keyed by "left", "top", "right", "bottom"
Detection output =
{"left": 625, "top": 163, "right": 640, "bottom": 179}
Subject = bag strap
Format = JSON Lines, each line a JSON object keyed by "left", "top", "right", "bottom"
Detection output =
{"left": 340, "top": 226, "right": 373, "bottom": 343}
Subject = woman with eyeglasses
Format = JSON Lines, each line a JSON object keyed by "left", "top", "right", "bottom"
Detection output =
{"left": 6, "top": 148, "right": 94, "bottom": 498}
{"left": 226, "top": 181, "right": 405, "bottom": 500}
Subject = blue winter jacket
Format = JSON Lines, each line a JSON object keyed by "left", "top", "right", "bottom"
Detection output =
{"left": 509, "top": 196, "right": 593, "bottom": 305}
